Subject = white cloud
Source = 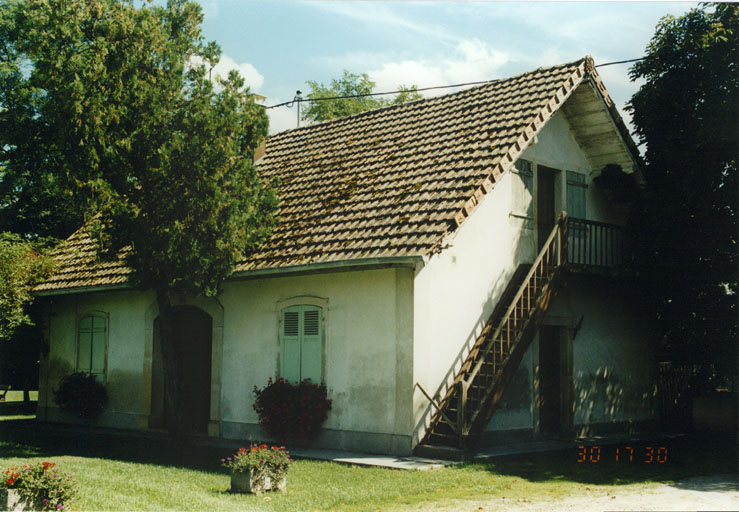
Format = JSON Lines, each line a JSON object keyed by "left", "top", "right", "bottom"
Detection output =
{"left": 190, "top": 54, "right": 264, "bottom": 92}
{"left": 267, "top": 103, "right": 300, "bottom": 134}
{"left": 307, "top": 2, "right": 460, "bottom": 46}
{"left": 211, "top": 54, "right": 264, "bottom": 91}
{"left": 368, "top": 39, "right": 509, "bottom": 93}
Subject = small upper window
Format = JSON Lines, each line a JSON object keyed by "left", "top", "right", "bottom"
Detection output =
{"left": 77, "top": 314, "right": 107, "bottom": 381}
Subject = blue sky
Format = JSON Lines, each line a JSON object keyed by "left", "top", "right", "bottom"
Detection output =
{"left": 195, "top": 1, "right": 698, "bottom": 134}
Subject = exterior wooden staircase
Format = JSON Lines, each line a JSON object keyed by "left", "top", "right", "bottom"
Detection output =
{"left": 416, "top": 214, "right": 569, "bottom": 451}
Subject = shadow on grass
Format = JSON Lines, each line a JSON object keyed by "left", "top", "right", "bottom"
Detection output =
{"left": 0, "top": 418, "right": 233, "bottom": 474}
{"left": 466, "top": 432, "right": 738, "bottom": 487}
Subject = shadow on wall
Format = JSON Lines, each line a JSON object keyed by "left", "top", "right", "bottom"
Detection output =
{"left": 573, "top": 366, "right": 655, "bottom": 435}
{"left": 413, "top": 221, "right": 535, "bottom": 442}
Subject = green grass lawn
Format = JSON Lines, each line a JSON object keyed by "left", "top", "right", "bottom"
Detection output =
{"left": 0, "top": 419, "right": 735, "bottom": 511}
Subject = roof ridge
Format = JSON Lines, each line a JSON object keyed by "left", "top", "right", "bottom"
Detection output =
{"left": 267, "top": 57, "right": 591, "bottom": 141}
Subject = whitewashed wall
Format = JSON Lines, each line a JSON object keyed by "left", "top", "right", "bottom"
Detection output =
{"left": 414, "top": 110, "right": 653, "bottom": 444}
{"left": 38, "top": 267, "right": 416, "bottom": 455}
{"left": 38, "top": 289, "right": 155, "bottom": 429}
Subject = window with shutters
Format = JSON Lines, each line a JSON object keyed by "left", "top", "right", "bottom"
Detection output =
{"left": 77, "top": 313, "right": 107, "bottom": 382}
{"left": 511, "top": 159, "right": 534, "bottom": 229}
{"left": 280, "top": 305, "right": 323, "bottom": 384}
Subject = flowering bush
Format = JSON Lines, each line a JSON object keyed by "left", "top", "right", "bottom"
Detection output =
{"left": 253, "top": 378, "right": 332, "bottom": 440}
{"left": 53, "top": 372, "right": 107, "bottom": 421}
{"left": 221, "top": 445, "right": 292, "bottom": 488}
{"left": 1, "top": 461, "right": 77, "bottom": 511}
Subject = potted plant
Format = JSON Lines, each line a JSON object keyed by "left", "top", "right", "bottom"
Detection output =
{"left": 1, "top": 461, "right": 77, "bottom": 511}
{"left": 221, "top": 444, "right": 292, "bottom": 494}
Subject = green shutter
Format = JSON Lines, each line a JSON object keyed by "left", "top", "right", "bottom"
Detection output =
{"left": 90, "top": 316, "right": 106, "bottom": 379}
{"left": 78, "top": 315, "right": 106, "bottom": 380}
{"left": 77, "top": 316, "right": 93, "bottom": 373}
{"left": 280, "top": 305, "right": 323, "bottom": 384}
{"left": 300, "top": 308, "right": 322, "bottom": 383}
{"left": 513, "top": 159, "right": 534, "bottom": 229}
{"left": 281, "top": 308, "right": 301, "bottom": 383}
{"left": 566, "top": 171, "right": 587, "bottom": 219}
{"left": 566, "top": 171, "right": 588, "bottom": 264}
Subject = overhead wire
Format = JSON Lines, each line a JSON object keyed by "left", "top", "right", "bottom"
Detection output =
{"left": 262, "top": 57, "right": 646, "bottom": 110}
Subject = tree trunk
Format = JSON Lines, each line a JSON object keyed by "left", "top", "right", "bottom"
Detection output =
{"left": 156, "top": 290, "right": 185, "bottom": 442}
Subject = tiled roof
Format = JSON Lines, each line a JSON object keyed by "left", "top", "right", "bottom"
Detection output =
{"left": 36, "top": 56, "right": 602, "bottom": 293}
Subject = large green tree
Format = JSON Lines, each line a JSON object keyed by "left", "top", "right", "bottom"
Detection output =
{"left": 1, "top": 0, "right": 277, "bottom": 436}
{"left": 302, "top": 70, "right": 422, "bottom": 123}
{"left": 627, "top": 3, "right": 737, "bottom": 390}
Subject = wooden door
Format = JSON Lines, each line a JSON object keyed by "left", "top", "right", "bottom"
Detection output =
{"left": 175, "top": 306, "right": 212, "bottom": 434}
{"left": 151, "top": 306, "right": 212, "bottom": 434}
{"left": 537, "top": 166, "right": 557, "bottom": 250}
{"left": 538, "top": 326, "right": 561, "bottom": 434}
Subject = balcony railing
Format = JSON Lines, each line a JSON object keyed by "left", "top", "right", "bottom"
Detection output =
{"left": 567, "top": 217, "right": 628, "bottom": 271}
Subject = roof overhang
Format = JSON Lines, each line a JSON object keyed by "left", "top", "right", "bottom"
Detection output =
{"left": 562, "top": 78, "right": 644, "bottom": 183}
{"left": 34, "top": 256, "right": 425, "bottom": 296}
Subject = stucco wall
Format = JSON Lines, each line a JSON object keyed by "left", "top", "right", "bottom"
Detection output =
{"left": 38, "top": 290, "right": 155, "bottom": 429}
{"left": 412, "top": 168, "right": 537, "bottom": 443}
{"left": 38, "top": 266, "right": 415, "bottom": 455}
{"left": 218, "top": 266, "right": 414, "bottom": 454}
{"left": 414, "top": 110, "right": 652, "bottom": 443}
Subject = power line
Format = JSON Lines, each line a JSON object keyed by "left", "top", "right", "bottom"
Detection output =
{"left": 263, "top": 78, "right": 498, "bottom": 109}
{"left": 596, "top": 57, "right": 645, "bottom": 68}
{"left": 263, "top": 57, "right": 645, "bottom": 110}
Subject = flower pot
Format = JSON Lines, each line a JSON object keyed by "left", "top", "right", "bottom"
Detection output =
{"left": 230, "top": 470, "right": 286, "bottom": 494}
{"left": 0, "top": 489, "right": 27, "bottom": 512}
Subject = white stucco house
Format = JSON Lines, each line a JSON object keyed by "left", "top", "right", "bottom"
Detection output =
{"left": 34, "top": 56, "right": 656, "bottom": 456}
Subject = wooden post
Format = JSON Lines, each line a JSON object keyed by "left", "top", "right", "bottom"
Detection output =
{"left": 457, "top": 380, "right": 466, "bottom": 447}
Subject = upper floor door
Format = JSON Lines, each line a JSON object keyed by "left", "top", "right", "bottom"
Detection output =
{"left": 537, "top": 165, "right": 558, "bottom": 250}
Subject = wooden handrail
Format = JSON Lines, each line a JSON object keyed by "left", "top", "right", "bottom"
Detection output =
{"left": 459, "top": 212, "right": 568, "bottom": 436}
{"left": 415, "top": 382, "right": 458, "bottom": 434}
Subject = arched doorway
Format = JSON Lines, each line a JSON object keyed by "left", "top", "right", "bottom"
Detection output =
{"left": 151, "top": 306, "right": 213, "bottom": 434}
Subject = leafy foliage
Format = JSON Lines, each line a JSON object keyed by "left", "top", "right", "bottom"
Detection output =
{"left": 1, "top": 461, "right": 78, "bottom": 511}
{"left": 302, "top": 70, "right": 422, "bottom": 122}
{"left": 2, "top": 0, "right": 278, "bottom": 437}
{"left": 0, "top": 233, "right": 53, "bottom": 339}
{"left": 626, "top": 3, "right": 737, "bottom": 388}
{"left": 53, "top": 372, "right": 107, "bottom": 421}
{"left": 253, "top": 378, "right": 332, "bottom": 441}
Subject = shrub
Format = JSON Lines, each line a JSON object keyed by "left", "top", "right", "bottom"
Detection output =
{"left": 53, "top": 372, "right": 107, "bottom": 421}
{"left": 253, "top": 378, "right": 332, "bottom": 440}
{"left": 1, "top": 461, "right": 77, "bottom": 511}
{"left": 221, "top": 444, "right": 292, "bottom": 488}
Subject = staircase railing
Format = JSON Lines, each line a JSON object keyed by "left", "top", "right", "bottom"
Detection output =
{"left": 567, "top": 217, "right": 625, "bottom": 268}
{"left": 455, "top": 212, "right": 569, "bottom": 441}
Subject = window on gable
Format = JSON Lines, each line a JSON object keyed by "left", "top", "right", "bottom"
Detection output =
{"left": 281, "top": 305, "right": 323, "bottom": 384}
{"left": 77, "top": 314, "right": 107, "bottom": 381}
{"left": 512, "top": 159, "right": 534, "bottom": 229}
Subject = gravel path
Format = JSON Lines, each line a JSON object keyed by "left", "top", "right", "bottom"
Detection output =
{"left": 391, "top": 474, "right": 739, "bottom": 512}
